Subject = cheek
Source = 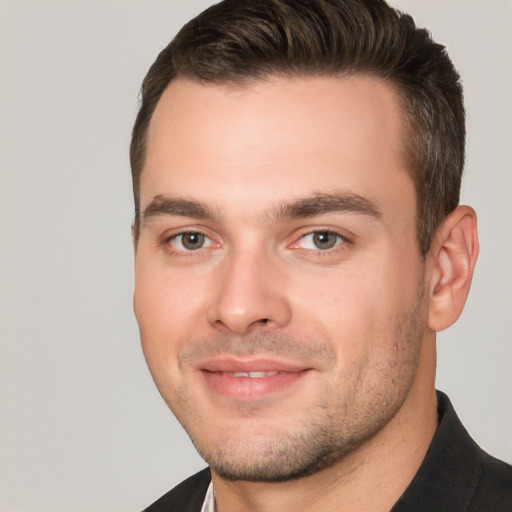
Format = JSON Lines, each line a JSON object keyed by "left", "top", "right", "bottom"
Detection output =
{"left": 134, "top": 275, "right": 188, "bottom": 400}
{"left": 290, "top": 258, "right": 420, "bottom": 365}
{"left": 292, "top": 265, "right": 384, "bottom": 329}
{"left": 133, "top": 264, "right": 207, "bottom": 372}
{"left": 135, "top": 262, "right": 204, "bottom": 326}
{"left": 288, "top": 270, "right": 381, "bottom": 373}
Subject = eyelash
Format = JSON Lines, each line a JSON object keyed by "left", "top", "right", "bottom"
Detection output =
{"left": 161, "top": 230, "right": 217, "bottom": 255}
{"left": 160, "top": 228, "right": 351, "bottom": 257}
{"left": 292, "top": 229, "right": 350, "bottom": 254}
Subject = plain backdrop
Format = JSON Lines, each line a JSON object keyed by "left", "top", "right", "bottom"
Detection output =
{"left": 0, "top": 1, "right": 510, "bottom": 510}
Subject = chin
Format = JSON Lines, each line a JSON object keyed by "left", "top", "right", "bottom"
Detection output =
{"left": 188, "top": 420, "right": 369, "bottom": 483}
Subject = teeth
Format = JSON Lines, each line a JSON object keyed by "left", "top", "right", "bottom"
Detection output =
{"left": 223, "top": 371, "right": 279, "bottom": 378}
{"left": 249, "top": 371, "right": 279, "bottom": 378}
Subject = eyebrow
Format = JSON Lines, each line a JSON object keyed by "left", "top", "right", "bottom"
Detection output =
{"left": 272, "top": 192, "right": 382, "bottom": 221}
{"left": 141, "top": 191, "right": 382, "bottom": 226}
{"left": 142, "top": 195, "right": 216, "bottom": 225}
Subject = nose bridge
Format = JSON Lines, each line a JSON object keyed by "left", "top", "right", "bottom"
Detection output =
{"left": 207, "top": 244, "right": 291, "bottom": 334}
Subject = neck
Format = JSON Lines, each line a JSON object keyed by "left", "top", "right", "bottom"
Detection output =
{"left": 211, "top": 339, "right": 438, "bottom": 512}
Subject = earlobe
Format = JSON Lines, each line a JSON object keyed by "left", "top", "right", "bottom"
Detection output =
{"left": 427, "top": 206, "right": 479, "bottom": 332}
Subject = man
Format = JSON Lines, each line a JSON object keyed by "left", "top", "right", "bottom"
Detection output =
{"left": 130, "top": 0, "right": 512, "bottom": 510}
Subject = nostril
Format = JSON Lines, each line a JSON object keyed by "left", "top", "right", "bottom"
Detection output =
{"left": 259, "top": 318, "right": 270, "bottom": 324}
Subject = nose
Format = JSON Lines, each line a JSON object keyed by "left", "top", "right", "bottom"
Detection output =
{"left": 207, "top": 249, "right": 292, "bottom": 335}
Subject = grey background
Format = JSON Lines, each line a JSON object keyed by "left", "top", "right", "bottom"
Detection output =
{"left": 0, "top": 1, "right": 510, "bottom": 510}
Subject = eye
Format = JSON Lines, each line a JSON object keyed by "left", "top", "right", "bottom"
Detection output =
{"left": 298, "top": 231, "right": 345, "bottom": 250}
{"left": 169, "top": 232, "right": 214, "bottom": 251}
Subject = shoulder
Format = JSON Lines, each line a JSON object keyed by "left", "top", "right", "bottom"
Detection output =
{"left": 142, "top": 468, "right": 211, "bottom": 512}
{"left": 468, "top": 450, "right": 512, "bottom": 511}
{"left": 437, "top": 392, "right": 512, "bottom": 510}
{"left": 392, "top": 392, "right": 512, "bottom": 511}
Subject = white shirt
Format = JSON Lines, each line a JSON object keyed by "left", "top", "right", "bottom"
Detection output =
{"left": 200, "top": 481, "right": 216, "bottom": 512}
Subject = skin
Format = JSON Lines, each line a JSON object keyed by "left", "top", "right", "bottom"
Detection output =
{"left": 133, "top": 76, "right": 478, "bottom": 511}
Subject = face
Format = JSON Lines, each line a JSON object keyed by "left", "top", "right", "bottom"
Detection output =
{"left": 134, "top": 76, "right": 429, "bottom": 481}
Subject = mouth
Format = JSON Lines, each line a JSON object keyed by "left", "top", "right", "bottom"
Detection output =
{"left": 197, "top": 358, "right": 312, "bottom": 400}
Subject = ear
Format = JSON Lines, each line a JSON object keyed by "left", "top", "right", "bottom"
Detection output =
{"left": 427, "top": 205, "right": 479, "bottom": 332}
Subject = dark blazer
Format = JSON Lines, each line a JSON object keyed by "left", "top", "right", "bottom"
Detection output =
{"left": 143, "top": 392, "right": 512, "bottom": 511}
{"left": 143, "top": 468, "right": 211, "bottom": 512}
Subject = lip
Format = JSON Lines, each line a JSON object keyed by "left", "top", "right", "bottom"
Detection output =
{"left": 197, "top": 357, "right": 312, "bottom": 401}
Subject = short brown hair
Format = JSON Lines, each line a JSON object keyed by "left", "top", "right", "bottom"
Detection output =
{"left": 130, "top": 0, "right": 465, "bottom": 255}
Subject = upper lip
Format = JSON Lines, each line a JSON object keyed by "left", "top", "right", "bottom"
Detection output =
{"left": 196, "top": 356, "right": 312, "bottom": 373}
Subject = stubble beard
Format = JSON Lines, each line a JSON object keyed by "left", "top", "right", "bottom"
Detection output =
{"left": 168, "top": 287, "right": 427, "bottom": 483}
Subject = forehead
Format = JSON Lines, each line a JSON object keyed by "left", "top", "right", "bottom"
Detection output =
{"left": 141, "top": 75, "right": 413, "bottom": 217}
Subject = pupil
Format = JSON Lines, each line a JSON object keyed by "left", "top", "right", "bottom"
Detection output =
{"left": 313, "top": 231, "right": 337, "bottom": 249}
{"left": 183, "top": 233, "right": 204, "bottom": 250}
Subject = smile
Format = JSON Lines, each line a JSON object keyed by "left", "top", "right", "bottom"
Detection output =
{"left": 197, "top": 359, "right": 312, "bottom": 401}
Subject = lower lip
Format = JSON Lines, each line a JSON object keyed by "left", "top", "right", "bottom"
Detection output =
{"left": 201, "top": 370, "right": 309, "bottom": 400}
